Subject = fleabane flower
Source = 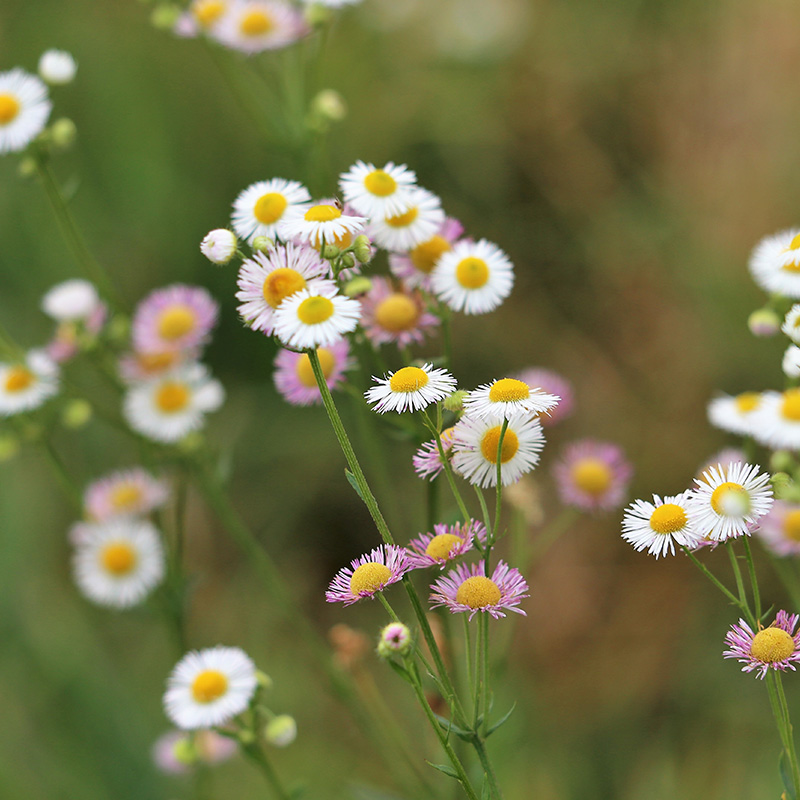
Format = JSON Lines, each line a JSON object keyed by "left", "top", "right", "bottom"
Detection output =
{"left": 338, "top": 160, "right": 417, "bottom": 219}
{"left": 687, "top": 462, "right": 773, "bottom": 542}
{"left": 200, "top": 229, "right": 237, "bottom": 265}
{"left": 38, "top": 50, "right": 77, "bottom": 85}
{"left": 707, "top": 392, "right": 763, "bottom": 437}
{"left": 279, "top": 201, "right": 366, "bottom": 249}
{"left": 463, "top": 377, "right": 560, "bottom": 422}
{"left": 749, "top": 389, "right": 800, "bottom": 450}
{"left": 553, "top": 439, "right": 632, "bottom": 512}
{"left": 84, "top": 468, "right": 169, "bottom": 522}
{"left": 755, "top": 501, "right": 800, "bottom": 557}
{"left": 272, "top": 286, "right": 360, "bottom": 350}
{"left": 621, "top": 492, "right": 700, "bottom": 558}
{"left": 749, "top": 229, "right": 800, "bottom": 299}
{"left": 164, "top": 646, "right": 258, "bottom": 730}
{"left": 782, "top": 305, "right": 800, "bottom": 345}
{"left": 389, "top": 217, "right": 463, "bottom": 291}
{"left": 360, "top": 277, "right": 439, "bottom": 347}
{"left": 152, "top": 729, "right": 237, "bottom": 775}
{"left": 431, "top": 238, "right": 514, "bottom": 315}
{"left": 406, "top": 520, "right": 486, "bottom": 569}
{"left": 273, "top": 340, "right": 352, "bottom": 406}
{"left": 0, "top": 69, "right": 52, "bottom": 154}
{"left": 413, "top": 426, "right": 457, "bottom": 480}
{"left": 236, "top": 243, "right": 330, "bottom": 335}
{"left": 515, "top": 368, "right": 574, "bottom": 426}
{"left": 41, "top": 279, "right": 102, "bottom": 323}
{"left": 175, "top": 0, "right": 231, "bottom": 38}
{"left": 723, "top": 611, "right": 800, "bottom": 679}
{"left": 451, "top": 414, "right": 544, "bottom": 488}
{"left": 118, "top": 349, "right": 195, "bottom": 385}
{"left": 123, "top": 364, "right": 225, "bottom": 443}
{"left": 214, "top": 0, "right": 309, "bottom": 54}
{"left": 784, "top": 345, "right": 800, "bottom": 379}
{"left": 695, "top": 448, "right": 746, "bottom": 481}
{"left": 430, "top": 560, "right": 528, "bottom": 621}
{"left": 232, "top": 178, "right": 311, "bottom": 244}
{"left": 365, "top": 364, "right": 457, "bottom": 414}
{"left": 72, "top": 519, "right": 165, "bottom": 608}
{"left": 133, "top": 285, "right": 218, "bottom": 355}
{"left": 369, "top": 187, "right": 445, "bottom": 252}
{"left": 0, "top": 351, "right": 59, "bottom": 416}
{"left": 325, "top": 545, "right": 411, "bottom": 605}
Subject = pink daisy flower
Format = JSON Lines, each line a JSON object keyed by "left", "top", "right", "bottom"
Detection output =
{"left": 695, "top": 448, "right": 746, "bottom": 482}
{"left": 360, "top": 277, "right": 439, "bottom": 347}
{"left": 388, "top": 217, "right": 464, "bottom": 291}
{"left": 412, "top": 426, "right": 457, "bottom": 481}
{"left": 514, "top": 368, "right": 574, "bottom": 427}
{"left": 406, "top": 520, "right": 486, "bottom": 569}
{"left": 152, "top": 729, "right": 237, "bottom": 775}
{"left": 84, "top": 468, "right": 169, "bottom": 522}
{"left": 236, "top": 243, "right": 330, "bottom": 335}
{"left": 132, "top": 285, "right": 218, "bottom": 355}
{"left": 273, "top": 339, "right": 352, "bottom": 406}
{"left": 325, "top": 545, "right": 411, "bottom": 606}
{"left": 118, "top": 348, "right": 198, "bottom": 385}
{"left": 552, "top": 440, "right": 632, "bottom": 512}
{"left": 723, "top": 611, "right": 800, "bottom": 679}
{"left": 430, "top": 560, "right": 528, "bottom": 621}
{"left": 755, "top": 501, "right": 800, "bottom": 557}
{"left": 212, "top": 0, "right": 309, "bottom": 54}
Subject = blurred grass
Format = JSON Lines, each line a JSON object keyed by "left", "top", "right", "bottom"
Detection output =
{"left": 2, "top": 0, "right": 800, "bottom": 797}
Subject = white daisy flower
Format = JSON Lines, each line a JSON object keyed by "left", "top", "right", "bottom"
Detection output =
{"left": 41, "top": 279, "right": 100, "bottom": 322}
{"left": 783, "top": 305, "right": 800, "bottom": 344}
{"left": 213, "top": 0, "right": 309, "bottom": 54}
{"left": 750, "top": 389, "right": 800, "bottom": 450}
{"left": 123, "top": 364, "right": 225, "bottom": 443}
{"left": 0, "top": 351, "right": 59, "bottom": 416}
{"left": 84, "top": 468, "right": 170, "bottom": 523}
{"left": 164, "top": 646, "right": 258, "bottom": 730}
{"left": 369, "top": 187, "right": 445, "bottom": 252}
{"left": 338, "top": 160, "right": 417, "bottom": 219}
{"left": 231, "top": 178, "right": 311, "bottom": 245}
{"left": 38, "top": 50, "right": 77, "bottom": 85}
{"left": 431, "top": 238, "right": 514, "bottom": 315}
{"left": 272, "top": 286, "right": 361, "bottom": 350}
{"left": 784, "top": 345, "right": 800, "bottom": 379}
{"left": 621, "top": 492, "right": 700, "bottom": 558}
{"left": 174, "top": 0, "right": 231, "bottom": 37}
{"left": 749, "top": 229, "right": 800, "bottom": 299}
{"left": 200, "top": 229, "right": 237, "bottom": 265}
{"left": 707, "top": 392, "right": 762, "bottom": 437}
{"left": 463, "top": 377, "right": 560, "bottom": 421}
{"left": 278, "top": 201, "right": 366, "bottom": 249}
{"left": 687, "top": 462, "right": 773, "bottom": 542}
{"left": 365, "top": 364, "right": 457, "bottom": 414}
{"left": 72, "top": 519, "right": 166, "bottom": 608}
{"left": 0, "top": 69, "right": 52, "bottom": 154}
{"left": 451, "top": 414, "right": 545, "bottom": 488}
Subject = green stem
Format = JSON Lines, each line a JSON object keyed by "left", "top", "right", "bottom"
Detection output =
{"left": 526, "top": 508, "right": 578, "bottom": 568}
{"left": 473, "top": 736, "right": 506, "bottom": 800}
{"left": 770, "top": 556, "right": 800, "bottom": 612}
{"left": 776, "top": 673, "right": 800, "bottom": 795}
{"left": 241, "top": 742, "right": 291, "bottom": 800}
{"left": 463, "top": 611, "right": 474, "bottom": 705}
{"left": 440, "top": 305, "right": 453, "bottom": 371}
{"left": 741, "top": 536, "right": 762, "bottom": 622}
{"left": 486, "top": 419, "right": 509, "bottom": 576}
{"left": 378, "top": 592, "right": 400, "bottom": 622}
{"left": 481, "top": 614, "right": 490, "bottom": 737}
{"left": 474, "top": 486, "right": 492, "bottom": 541}
{"left": 40, "top": 439, "right": 83, "bottom": 513}
{"left": 472, "top": 617, "right": 483, "bottom": 730}
{"left": 726, "top": 541, "right": 756, "bottom": 627}
{"left": 421, "top": 410, "right": 470, "bottom": 523}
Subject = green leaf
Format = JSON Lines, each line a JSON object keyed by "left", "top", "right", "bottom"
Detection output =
{"left": 386, "top": 659, "right": 413, "bottom": 685}
{"left": 426, "top": 761, "right": 460, "bottom": 780}
{"left": 780, "top": 751, "right": 797, "bottom": 800}
{"left": 433, "top": 713, "right": 473, "bottom": 740}
{"left": 344, "top": 469, "right": 366, "bottom": 502}
{"left": 486, "top": 702, "right": 517, "bottom": 737}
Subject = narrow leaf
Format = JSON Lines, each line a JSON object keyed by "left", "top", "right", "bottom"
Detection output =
{"left": 345, "top": 469, "right": 366, "bottom": 502}
{"left": 486, "top": 702, "right": 517, "bottom": 737}
{"left": 426, "top": 761, "right": 460, "bottom": 780}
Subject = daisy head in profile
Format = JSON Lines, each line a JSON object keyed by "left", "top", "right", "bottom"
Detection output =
{"left": 364, "top": 364, "right": 457, "bottom": 414}
{"left": 325, "top": 545, "right": 411, "bottom": 606}
{"left": 724, "top": 611, "right": 800, "bottom": 679}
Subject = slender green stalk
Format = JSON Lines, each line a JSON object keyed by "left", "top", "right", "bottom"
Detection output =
{"left": 241, "top": 742, "right": 291, "bottom": 800}
{"left": 472, "top": 736, "right": 506, "bottom": 800}
{"left": 776, "top": 673, "right": 800, "bottom": 795}
{"left": 725, "top": 541, "right": 756, "bottom": 627}
{"left": 472, "top": 617, "right": 483, "bottom": 730}
{"left": 491, "top": 419, "right": 509, "bottom": 547}
{"left": 481, "top": 614, "right": 490, "bottom": 737}
{"left": 463, "top": 614, "right": 474, "bottom": 707}
{"left": 526, "top": 508, "right": 578, "bottom": 568}
{"left": 440, "top": 305, "right": 453, "bottom": 370}
{"left": 474, "top": 486, "right": 492, "bottom": 540}
{"left": 166, "top": 474, "right": 189, "bottom": 655}
{"left": 770, "top": 556, "right": 800, "bottom": 612}
{"left": 421, "top": 410, "right": 470, "bottom": 523}
{"left": 40, "top": 439, "right": 83, "bottom": 513}
{"left": 378, "top": 592, "right": 400, "bottom": 622}
{"left": 741, "top": 536, "right": 762, "bottom": 622}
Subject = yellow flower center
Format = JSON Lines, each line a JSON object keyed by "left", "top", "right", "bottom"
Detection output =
{"left": 710, "top": 482, "right": 750, "bottom": 516}
{"left": 193, "top": 0, "right": 226, "bottom": 27}
{"left": 455, "top": 257, "right": 490, "bottom": 289}
{"left": 389, "top": 366, "right": 429, "bottom": 393}
{"left": 783, "top": 510, "right": 800, "bottom": 542}
{"left": 100, "top": 542, "right": 137, "bottom": 576}
{"left": 240, "top": 9, "right": 273, "bottom": 36}
{"left": 110, "top": 484, "right": 143, "bottom": 511}
{"left": 570, "top": 458, "right": 613, "bottom": 496}
{"left": 480, "top": 426, "right": 519, "bottom": 464}
{"left": 488, "top": 378, "right": 530, "bottom": 403}
{"left": 137, "top": 351, "right": 178, "bottom": 374}
{"left": 374, "top": 294, "right": 419, "bottom": 332}
{"left": 191, "top": 669, "right": 229, "bottom": 703}
{"left": 750, "top": 627, "right": 795, "bottom": 664}
{"left": 364, "top": 169, "right": 397, "bottom": 197}
{"left": 0, "top": 94, "right": 20, "bottom": 126}
{"left": 254, "top": 192, "right": 287, "bottom": 224}
{"left": 648, "top": 503, "right": 687, "bottom": 534}
{"left": 734, "top": 392, "right": 760, "bottom": 414}
{"left": 314, "top": 230, "right": 352, "bottom": 251}
{"left": 455, "top": 576, "right": 501, "bottom": 609}
{"left": 424, "top": 533, "right": 462, "bottom": 561}
{"left": 296, "top": 296, "right": 334, "bottom": 325}
{"left": 295, "top": 347, "right": 335, "bottom": 388}
{"left": 262, "top": 267, "right": 306, "bottom": 309}
{"left": 157, "top": 305, "right": 197, "bottom": 341}
{"left": 790, "top": 234, "right": 800, "bottom": 251}
{"left": 410, "top": 236, "right": 451, "bottom": 274}
{"left": 4, "top": 366, "right": 34, "bottom": 394}
{"left": 304, "top": 204, "right": 341, "bottom": 223}
{"left": 385, "top": 207, "right": 418, "bottom": 228}
{"left": 349, "top": 562, "right": 391, "bottom": 595}
{"left": 440, "top": 426, "right": 456, "bottom": 448}
{"left": 155, "top": 382, "right": 190, "bottom": 413}
{"left": 782, "top": 389, "right": 800, "bottom": 421}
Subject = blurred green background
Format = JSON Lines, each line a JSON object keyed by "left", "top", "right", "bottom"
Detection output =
{"left": 2, "top": 0, "right": 800, "bottom": 797}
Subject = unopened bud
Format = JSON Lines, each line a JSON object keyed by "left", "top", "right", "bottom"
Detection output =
{"left": 377, "top": 622, "right": 412, "bottom": 659}
{"left": 443, "top": 390, "right": 467, "bottom": 414}
{"left": 340, "top": 253, "right": 355, "bottom": 269}
{"left": 352, "top": 235, "right": 373, "bottom": 264}
{"left": 748, "top": 308, "right": 780, "bottom": 337}
{"left": 151, "top": 4, "right": 182, "bottom": 29}
{"left": 264, "top": 715, "right": 297, "bottom": 747}
{"left": 50, "top": 118, "right": 77, "bottom": 151}
{"left": 770, "top": 451, "right": 795, "bottom": 474}
{"left": 321, "top": 244, "right": 340, "bottom": 260}
{"left": 344, "top": 277, "right": 372, "bottom": 297}
{"left": 38, "top": 50, "right": 77, "bottom": 85}
{"left": 304, "top": 3, "right": 333, "bottom": 27}
{"left": 0, "top": 435, "right": 20, "bottom": 462}
{"left": 18, "top": 158, "right": 37, "bottom": 179}
{"left": 237, "top": 729, "right": 256, "bottom": 746}
{"left": 172, "top": 737, "right": 197, "bottom": 765}
{"left": 251, "top": 236, "right": 273, "bottom": 253}
{"left": 61, "top": 398, "right": 92, "bottom": 429}
{"left": 256, "top": 670, "right": 273, "bottom": 690}
{"left": 310, "top": 89, "right": 347, "bottom": 123}
{"left": 201, "top": 229, "right": 237, "bottom": 265}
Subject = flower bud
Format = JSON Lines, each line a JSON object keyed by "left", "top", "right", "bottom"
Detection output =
{"left": 443, "top": 390, "right": 467, "bottom": 414}
{"left": 748, "top": 308, "right": 780, "bottom": 337}
{"left": 50, "top": 118, "right": 77, "bottom": 151}
{"left": 321, "top": 244, "right": 340, "bottom": 260}
{"left": 172, "top": 736, "right": 198, "bottom": 765}
{"left": 377, "top": 622, "right": 412, "bottom": 659}
{"left": 61, "top": 398, "right": 92, "bottom": 429}
{"left": 304, "top": 3, "right": 333, "bottom": 27}
{"left": 18, "top": 157, "right": 37, "bottom": 179}
{"left": 343, "top": 276, "right": 372, "bottom": 297}
{"left": 340, "top": 253, "right": 355, "bottom": 269}
{"left": 151, "top": 4, "right": 182, "bottom": 29}
{"left": 310, "top": 89, "right": 347, "bottom": 123}
{"left": 38, "top": 50, "right": 77, "bottom": 85}
{"left": 200, "top": 229, "right": 237, "bottom": 265}
{"left": 352, "top": 235, "right": 373, "bottom": 264}
{"left": 256, "top": 670, "right": 273, "bottom": 690}
{"left": 770, "top": 450, "right": 795, "bottom": 474}
{"left": 251, "top": 236, "right": 273, "bottom": 253}
{"left": 264, "top": 715, "right": 297, "bottom": 747}
{"left": 0, "top": 435, "right": 20, "bottom": 462}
